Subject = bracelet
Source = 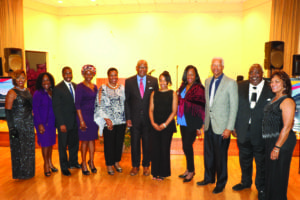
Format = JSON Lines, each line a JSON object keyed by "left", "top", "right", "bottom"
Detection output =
{"left": 273, "top": 148, "right": 279, "bottom": 153}
{"left": 275, "top": 145, "right": 281, "bottom": 149}
{"left": 163, "top": 123, "right": 167, "bottom": 128}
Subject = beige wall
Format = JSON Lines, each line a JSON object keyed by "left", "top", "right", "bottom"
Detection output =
{"left": 23, "top": 0, "right": 272, "bottom": 86}
{"left": 242, "top": 0, "right": 272, "bottom": 79}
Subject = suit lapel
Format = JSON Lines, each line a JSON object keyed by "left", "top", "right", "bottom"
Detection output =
{"left": 132, "top": 75, "right": 142, "bottom": 98}
{"left": 255, "top": 81, "right": 269, "bottom": 107}
{"left": 61, "top": 81, "right": 74, "bottom": 101}
{"left": 206, "top": 77, "right": 212, "bottom": 103}
{"left": 212, "top": 75, "right": 227, "bottom": 104}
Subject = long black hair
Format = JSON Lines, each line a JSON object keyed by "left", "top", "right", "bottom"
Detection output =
{"left": 181, "top": 65, "right": 201, "bottom": 85}
{"left": 35, "top": 72, "right": 55, "bottom": 90}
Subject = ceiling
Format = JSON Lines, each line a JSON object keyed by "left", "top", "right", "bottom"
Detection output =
{"left": 32, "top": 0, "right": 247, "bottom": 7}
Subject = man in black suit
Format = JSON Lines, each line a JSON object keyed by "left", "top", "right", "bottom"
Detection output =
{"left": 232, "top": 64, "right": 274, "bottom": 200}
{"left": 125, "top": 60, "right": 158, "bottom": 176}
{"left": 52, "top": 66, "right": 81, "bottom": 176}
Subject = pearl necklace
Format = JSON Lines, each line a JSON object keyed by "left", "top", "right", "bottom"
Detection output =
{"left": 108, "top": 83, "right": 118, "bottom": 89}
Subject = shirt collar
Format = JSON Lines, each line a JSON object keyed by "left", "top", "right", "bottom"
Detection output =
{"left": 250, "top": 79, "right": 265, "bottom": 90}
{"left": 212, "top": 73, "right": 224, "bottom": 82}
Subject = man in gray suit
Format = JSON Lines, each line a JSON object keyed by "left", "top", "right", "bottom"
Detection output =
{"left": 197, "top": 57, "right": 238, "bottom": 194}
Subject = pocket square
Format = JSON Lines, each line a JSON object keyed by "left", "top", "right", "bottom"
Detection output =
{"left": 149, "top": 87, "right": 153, "bottom": 90}
{"left": 267, "top": 98, "right": 271, "bottom": 101}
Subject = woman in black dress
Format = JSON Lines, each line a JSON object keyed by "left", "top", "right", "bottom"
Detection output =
{"left": 149, "top": 71, "right": 177, "bottom": 180}
{"left": 262, "top": 71, "right": 296, "bottom": 200}
{"left": 5, "top": 69, "right": 35, "bottom": 179}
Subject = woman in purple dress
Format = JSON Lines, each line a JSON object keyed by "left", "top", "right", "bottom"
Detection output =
{"left": 32, "top": 72, "right": 58, "bottom": 177}
{"left": 75, "top": 65, "right": 99, "bottom": 175}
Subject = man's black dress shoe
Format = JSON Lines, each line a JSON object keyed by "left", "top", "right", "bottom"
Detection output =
{"left": 196, "top": 180, "right": 214, "bottom": 186}
{"left": 69, "top": 163, "right": 81, "bottom": 169}
{"left": 232, "top": 183, "right": 251, "bottom": 191}
{"left": 258, "top": 190, "right": 265, "bottom": 200}
{"left": 212, "top": 186, "right": 224, "bottom": 194}
{"left": 62, "top": 169, "right": 71, "bottom": 176}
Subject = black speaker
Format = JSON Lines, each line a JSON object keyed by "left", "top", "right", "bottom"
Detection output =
{"left": 0, "top": 57, "right": 3, "bottom": 76}
{"left": 264, "top": 41, "right": 284, "bottom": 70}
{"left": 292, "top": 54, "right": 300, "bottom": 76}
{"left": 4, "top": 48, "right": 23, "bottom": 72}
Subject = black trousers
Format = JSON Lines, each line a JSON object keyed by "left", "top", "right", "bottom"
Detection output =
{"left": 103, "top": 124, "right": 126, "bottom": 166}
{"left": 180, "top": 126, "right": 196, "bottom": 172}
{"left": 204, "top": 124, "right": 230, "bottom": 189}
{"left": 265, "top": 133, "right": 296, "bottom": 200}
{"left": 151, "top": 129, "right": 173, "bottom": 177}
{"left": 57, "top": 127, "right": 79, "bottom": 170}
{"left": 130, "top": 119, "right": 152, "bottom": 168}
{"left": 237, "top": 134, "right": 265, "bottom": 191}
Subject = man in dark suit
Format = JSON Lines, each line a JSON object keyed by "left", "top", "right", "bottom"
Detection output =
{"left": 232, "top": 64, "right": 274, "bottom": 200}
{"left": 125, "top": 60, "right": 158, "bottom": 176}
{"left": 52, "top": 66, "right": 81, "bottom": 176}
{"left": 197, "top": 57, "right": 238, "bottom": 194}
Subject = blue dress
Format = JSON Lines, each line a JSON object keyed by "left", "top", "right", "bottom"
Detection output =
{"left": 75, "top": 83, "right": 99, "bottom": 141}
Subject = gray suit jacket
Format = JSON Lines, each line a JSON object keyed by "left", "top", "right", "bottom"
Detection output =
{"left": 204, "top": 74, "right": 238, "bottom": 135}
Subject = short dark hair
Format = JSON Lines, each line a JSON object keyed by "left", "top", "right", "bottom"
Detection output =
{"left": 270, "top": 71, "right": 291, "bottom": 96}
{"left": 35, "top": 72, "right": 55, "bottom": 91}
{"left": 62, "top": 66, "right": 72, "bottom": 74}
{"left": 160, "top": 71, "right": 172, "bottom": 85}
{"left": 12, "top": 69, "right": 26, "bottom": 86}
{"left": 107, "top": 67, "right": 118, "bottom": 76}
{"left": 181, "top": 65, "right": 201, "bottom": 85}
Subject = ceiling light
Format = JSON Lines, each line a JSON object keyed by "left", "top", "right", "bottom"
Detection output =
{"left": 58, "top": 0, "right": 63, "bottom": 3}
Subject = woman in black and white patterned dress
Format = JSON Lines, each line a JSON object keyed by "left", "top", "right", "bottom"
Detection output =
{"left": 94, "top": 67, "right": 126, "bottom": 175}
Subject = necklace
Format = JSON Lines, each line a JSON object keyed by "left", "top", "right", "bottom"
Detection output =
{"left": 15, "top": 86, "right": 26, "bottom": 91}
{"left": 108, "top": 82, "right": 118, "bottom": 89}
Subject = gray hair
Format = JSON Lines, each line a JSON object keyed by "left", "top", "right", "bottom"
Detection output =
{"left": 212, "top": 57, "right": 224, "bottom": 66}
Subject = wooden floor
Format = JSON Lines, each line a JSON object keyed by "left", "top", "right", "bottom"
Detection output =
{"left": 0, "top": 147, "right": 299, "bottom": 200}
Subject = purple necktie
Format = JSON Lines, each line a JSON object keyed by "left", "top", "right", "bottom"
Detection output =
{"left": 140, "top": 78, "right": 144, "bottom": 98}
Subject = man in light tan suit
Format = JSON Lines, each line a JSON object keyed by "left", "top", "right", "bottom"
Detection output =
{"left": 197, "top": 57, "right": 238, "bottom": 194}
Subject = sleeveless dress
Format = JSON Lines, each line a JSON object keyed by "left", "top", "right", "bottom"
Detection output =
{"left": 75, "top": 83, "right": 99, "bottom": 141}
{"left": 262, "top": 95, "right": 296, "bottom": 200}
{"left": 151, "top": 90, "right": 176, "bottom": 178}
{"left": 10, "top": 89, "right": 35, "bottom": 179}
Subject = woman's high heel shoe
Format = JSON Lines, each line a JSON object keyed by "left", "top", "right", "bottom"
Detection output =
{"left": 81, "top": 163, "right": 90, "bottom": 175}
{"left": 44, "top": 171, "right": 51, "bottom": 177}
{"left": 50, "top": 167, "right": 58, "bottom": 173}
{"left": 183, "top": 172, "right": 195, "bottom": 183}
{"left": 114, "top": 164, "right": 122, "bottom": 173}
{"left": 88, "top": 160, "right": 97, "bottom": 173}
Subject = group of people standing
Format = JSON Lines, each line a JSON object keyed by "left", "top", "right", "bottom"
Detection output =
{"left": 5, "top": 57, "right": 296, "bottom": 200}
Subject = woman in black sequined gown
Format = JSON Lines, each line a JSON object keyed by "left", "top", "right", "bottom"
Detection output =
{"left": 5, "top": 70, "right": 35, "bottom": 179}
{"left": 262, "top": 71, "right": 296, "bottom": 200}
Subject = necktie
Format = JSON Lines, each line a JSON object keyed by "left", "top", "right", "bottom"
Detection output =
{"left": 139, "top": 78, "right": 144, "bottom": 98}
{"left": 69, "top": 83, "right": 74, "bottom": 100}
{"left": 250, "top": 86, "right": 257, "bottom": 109}
{"left": 209, "top": 79, "right": 218, "bottom": 107}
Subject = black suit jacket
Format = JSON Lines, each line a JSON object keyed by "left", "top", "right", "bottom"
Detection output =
{"left": 235, "top": 80, "right": 274, "bottom": 145}
{"left": 52, "top": 81, "right": 77, "bottom": 130}
{"left": 125, "top": 75, "right": 158, "bottom": 127}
